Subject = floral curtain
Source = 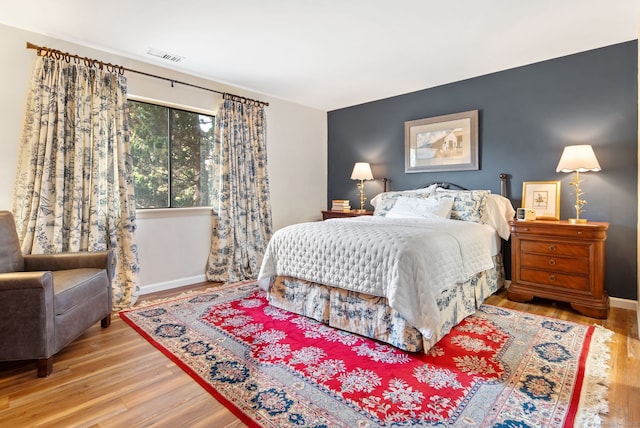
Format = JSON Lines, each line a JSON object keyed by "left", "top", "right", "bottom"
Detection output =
{"left": 12, "top": 55, "right": 140, "bottom": 309}
{"left": 206, "top": 94, "right": 273, "bottom": 282}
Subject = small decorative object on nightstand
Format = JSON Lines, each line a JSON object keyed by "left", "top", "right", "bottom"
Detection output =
{"left": 507, "top": 219, "right": 609, "bottom": 318}
{"left": 321, "top": 210, "right": 373, "bottom": 220}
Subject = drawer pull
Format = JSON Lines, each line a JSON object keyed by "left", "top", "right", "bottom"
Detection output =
{"left": 548, "top": 245, "right": 557, "bottom": 252}
{"left": 549, "top": 274, "right": 557, "bottom": 281}
{"left": 577, "top": 231, "right": 583, "bottom": 235}
{"left": 548, "top": 259, "right": 556, "bottom": 266}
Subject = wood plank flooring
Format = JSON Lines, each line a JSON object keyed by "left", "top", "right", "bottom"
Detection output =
{"left": 1, "top": 283, "right": 638, "bottom": 427}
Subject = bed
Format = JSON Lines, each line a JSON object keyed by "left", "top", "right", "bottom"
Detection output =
{"left": 257, "top": 174, "right": 515, "bottom": 353}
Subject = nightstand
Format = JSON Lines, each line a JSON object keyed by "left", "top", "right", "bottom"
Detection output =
{"left": 507, "top": 220, "right": 609, "bottom": 318}
{"left": 321, "top": 210, "right": 373, "bottom": 220}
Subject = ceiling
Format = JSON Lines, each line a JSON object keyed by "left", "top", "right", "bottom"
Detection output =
{"left": 1, "top": 0, "right": 638, "bottom": 111}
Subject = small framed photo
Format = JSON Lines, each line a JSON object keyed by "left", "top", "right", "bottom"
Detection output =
{"left": 522, "top": 181, "right": 561, "bottom": 220}
{"left": 405, "top": 110, "right": 479, "bottom": 173}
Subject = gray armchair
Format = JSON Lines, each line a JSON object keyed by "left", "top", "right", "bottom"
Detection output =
{"left": 0, "top": 211, "right": 114, "bottom": 377}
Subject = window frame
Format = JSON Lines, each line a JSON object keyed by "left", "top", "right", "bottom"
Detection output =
{"left": 127, "top": 95, "right": 217, "bottom": 212}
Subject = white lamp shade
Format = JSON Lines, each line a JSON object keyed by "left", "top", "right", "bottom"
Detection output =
{"left": 556, "top": 145, "right": 601, "bottom": 173}
{"left": 350, "top": 162, "right": 373, "bottom": 180}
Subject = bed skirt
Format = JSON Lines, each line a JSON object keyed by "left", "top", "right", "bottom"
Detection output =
{"left": 266, "top": 255, "right": 504, "bottom": 353}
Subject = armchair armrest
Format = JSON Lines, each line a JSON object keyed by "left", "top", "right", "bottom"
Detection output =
{"left": 24, "top": 250, "right": 116, "bottom": 280}
{"left": 0, "top": 271, "right": 55, "bottom": 360}
{"left": 0, "top": 271, "right": 54, "bottom": 290}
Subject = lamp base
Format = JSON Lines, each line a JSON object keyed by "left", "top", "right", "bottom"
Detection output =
{"left": 568, "top": 218, "right": 588, "bottom": 224}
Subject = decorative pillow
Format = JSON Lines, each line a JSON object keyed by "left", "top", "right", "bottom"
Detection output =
{"left": 482, "top": 194, "right": 516, "bottom": 240}
{"left": 370, "top": 183, "right": 437, "bottom": 210}
{"left": 434, "top": 189, "right": 490, "bottom": 223}
{"left": 371, "top": 191, "right": 428, "bottom": 216}
{"left": 386, "top": 196, "right": 454, "bottom": 219}
{"left": 413, "top": 183, "right": 439, "bottom": 196}
{"left": 371, "top": 183, "right": 438, "bottom": 216}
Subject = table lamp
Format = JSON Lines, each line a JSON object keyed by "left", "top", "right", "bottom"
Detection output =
{"left": 350, "top": 162, "right": 373, "bottom": 212}
{"left": 555, "top": 145, "right": 601, "bottom": 224}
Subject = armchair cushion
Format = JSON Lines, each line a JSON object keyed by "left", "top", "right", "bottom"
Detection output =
{"left": 53, "top": 269, "right": 109, "bottom": 316}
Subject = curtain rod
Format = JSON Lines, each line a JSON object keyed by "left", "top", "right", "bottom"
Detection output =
{"left": 26, "top": 42, "right": 269, "bottom": 107}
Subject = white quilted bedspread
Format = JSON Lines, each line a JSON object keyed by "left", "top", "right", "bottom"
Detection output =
{"left": 258, "top": 216, "right": 496, "bottom": 339}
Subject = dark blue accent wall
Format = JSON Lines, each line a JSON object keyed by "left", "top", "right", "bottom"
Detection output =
{"left": 327, "top": 41, "right": 638, "bottom": 300}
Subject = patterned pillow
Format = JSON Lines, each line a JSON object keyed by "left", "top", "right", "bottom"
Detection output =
{"left": 434, "top": 189, "right": 490, "bottom": 223}
{"left": 372, "top": 191, "right": 432, "bottom": 216}
{"left": 371, "top": 184, "right": 437, "bottom": 216}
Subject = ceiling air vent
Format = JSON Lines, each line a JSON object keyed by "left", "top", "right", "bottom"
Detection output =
{"left": 146, "top": 48, "right": 184, "bottom": 63}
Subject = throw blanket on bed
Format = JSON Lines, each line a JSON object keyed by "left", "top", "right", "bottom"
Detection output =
{"left": 258, "top": 216, "right": 495, "bottom": 339}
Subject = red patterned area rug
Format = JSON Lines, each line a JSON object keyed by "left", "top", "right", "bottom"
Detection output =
{"left": 120, "top": 282, "right": 612, "bottom": 427}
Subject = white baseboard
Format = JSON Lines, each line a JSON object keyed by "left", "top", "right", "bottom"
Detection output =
{"left": 139, "top": 274, "right": 207, "bottom": 296}
{"left": 610, "top": 296, "right": 638, "bottom": 311}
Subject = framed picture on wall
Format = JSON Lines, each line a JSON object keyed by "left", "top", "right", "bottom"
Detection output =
{"left": 404, "top": 110, "right": 479, "bottom": 173}
{"left": 522, "top": 181, "right": 561, "bottom": 220}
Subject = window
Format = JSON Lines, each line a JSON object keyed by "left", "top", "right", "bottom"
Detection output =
{"left": 128, "top": 100, "right": 215, "bottom": 209}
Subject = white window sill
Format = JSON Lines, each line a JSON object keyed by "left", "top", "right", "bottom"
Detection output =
{"left": 136, "top": 207, "right": 214, "bottom": 219}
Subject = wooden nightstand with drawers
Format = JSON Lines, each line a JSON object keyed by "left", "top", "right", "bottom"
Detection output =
{"left": 507, "top": 220, "right": 609, "bottom": 318}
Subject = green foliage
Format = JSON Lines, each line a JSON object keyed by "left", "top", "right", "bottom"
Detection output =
{"left": 129, "top": 101, "right": 215, "bottom": 208}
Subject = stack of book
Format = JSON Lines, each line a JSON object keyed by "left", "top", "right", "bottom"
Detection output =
{"left": 331, "top": 199, "right": 351, "bottom": 211}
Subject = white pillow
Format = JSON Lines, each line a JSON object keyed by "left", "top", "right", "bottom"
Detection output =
{"left": 370, "top": 183, "right": 437, "bottom": 209}
{"left": 482, "top": 194, "right": 516, "bottom": 240}
{"left": 415, "top": 183, "right": 439, "bottom": 195}
{"left": 385, "top": 196, "right": 454, "bottom": 219}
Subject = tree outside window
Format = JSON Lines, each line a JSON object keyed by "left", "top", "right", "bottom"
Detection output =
{"left": 128, "top": 100, "right": 215, "bottom": 208}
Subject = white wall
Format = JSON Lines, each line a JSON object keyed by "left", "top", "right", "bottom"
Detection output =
{"left": 0, "top": 23, "right": 328, "bottom": 294}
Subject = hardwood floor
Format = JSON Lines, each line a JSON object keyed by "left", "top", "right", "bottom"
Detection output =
{"left": 1, "top": 284, "right": 638, "bottom": 427}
